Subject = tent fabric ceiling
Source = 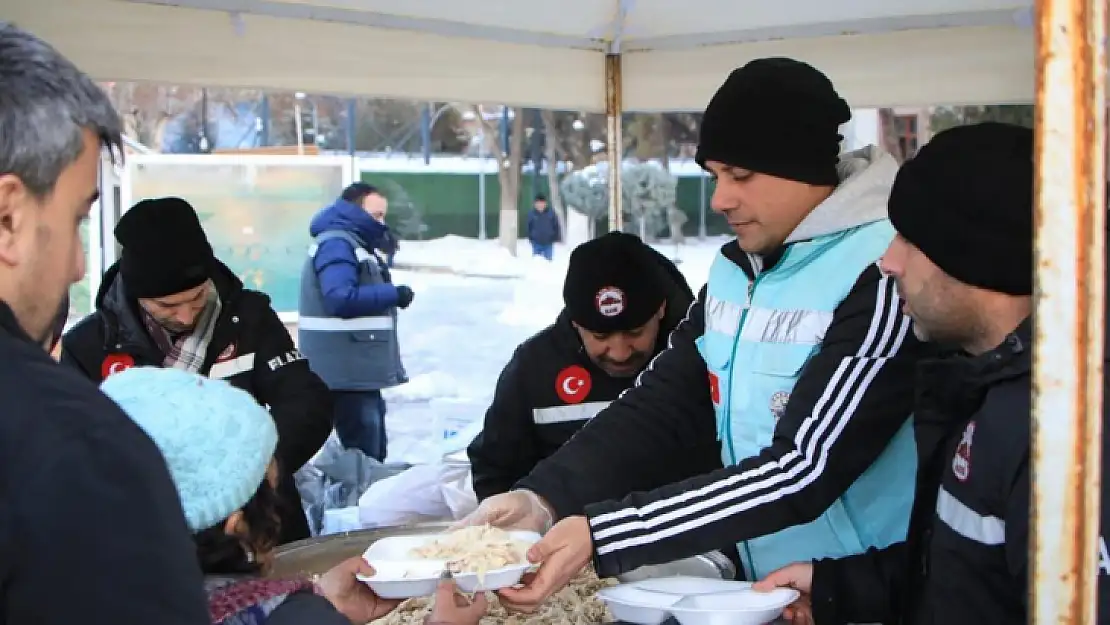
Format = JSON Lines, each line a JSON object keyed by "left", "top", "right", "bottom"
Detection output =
{"left": 3, "top": 0, "right": 1035, "bottom": 111}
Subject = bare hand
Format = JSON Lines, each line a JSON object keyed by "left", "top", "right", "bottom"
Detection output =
{"left": 317, "top": 557, "right": 400, "bottom": 624}
{"left": 497, "top": 516, "right": 592, "bottom": 613}
{"left": 753, "top": 562, "right": 814, "bottom": 625}
{"left": 424, "top": 571, "right": 488, "bottom": 625}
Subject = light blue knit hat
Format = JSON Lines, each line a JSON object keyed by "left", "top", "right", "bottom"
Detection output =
{"left": 101, "top": 366, "right": 278, "bottom": 533}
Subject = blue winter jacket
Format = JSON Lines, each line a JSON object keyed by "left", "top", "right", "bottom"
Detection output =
{"left": 309, "top": 199, "right": 399, "bottom": 318}
{"left": 528, "top": 209, "right": 561, "bottom": 246}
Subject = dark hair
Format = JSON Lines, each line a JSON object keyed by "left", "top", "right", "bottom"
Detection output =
{"left": 194, "top": 474, "right": 285, "bottom": 575}
{"left": 0, "top": 23, "right": 122, "bottom": 198}
{"left": 534, "top": 193, "right": 547, "bottom": 202}
{"left": 340, "top": 182, "right": 381, "bottom": 205}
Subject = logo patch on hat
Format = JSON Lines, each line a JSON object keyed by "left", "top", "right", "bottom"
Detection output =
{"left": 555, "top": 365, "right": 592, "bottom": 405}
{"left": 770, "top": 390, "right": 790, "bottom": 421}
{"left": 102, "top": 353, "right": 135, "bottom": 379}
{"left": 595, "top": 286, "right": 625, "bottom": 317}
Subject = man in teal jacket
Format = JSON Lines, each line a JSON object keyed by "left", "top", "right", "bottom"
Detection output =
{"left": 462, "top": 57, "right": 931, "bottom": 611}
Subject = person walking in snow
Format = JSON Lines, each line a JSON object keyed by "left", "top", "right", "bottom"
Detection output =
{"left": 527, "top": 193, "right": 560, "bottom": 260}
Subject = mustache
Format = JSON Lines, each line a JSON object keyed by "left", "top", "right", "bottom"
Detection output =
{"left": 599, "top": 352, "right": 649, "bottom": 367}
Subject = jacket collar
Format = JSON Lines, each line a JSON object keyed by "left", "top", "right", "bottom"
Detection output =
{"left": 0, "top": 299, "right": 34, "bottom": 345}
{"left": 915, "top": 317, "right": 1032, "bottom": 423}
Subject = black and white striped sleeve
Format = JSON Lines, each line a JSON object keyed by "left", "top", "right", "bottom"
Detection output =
{"left": 583, "top": 265, "right": 929, "bottom": 578}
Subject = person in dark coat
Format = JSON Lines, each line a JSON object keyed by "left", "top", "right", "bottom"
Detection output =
{"left": 61, "top": 196, "right": 333, "bottom": 545}
{"left": 0, "top": 22, "right": 209, "bottom": 625}
{"left": 753, "top": 123, "right": 1104, "bottom": 625}
{"left": 467, "top": 232, "right": 697, "bottom": 500}
{"left": 298, "top": 182, "right": 414, "bottom": 462}
{"left": 527, "top": 193, "right": 560, "bottom": 260}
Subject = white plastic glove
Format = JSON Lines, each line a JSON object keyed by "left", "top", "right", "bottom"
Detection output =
{"left": 453, "top": 489, "right": 555, "bottom": 534}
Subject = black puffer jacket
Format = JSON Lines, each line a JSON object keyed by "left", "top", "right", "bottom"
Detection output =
{"left": 467, "top": 244, "right": 697, "bottom": 500}
{"left": 60, "top": 260, "right": 333, "bottom": 544}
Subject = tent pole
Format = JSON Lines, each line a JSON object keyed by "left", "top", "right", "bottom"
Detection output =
{"left": 1031, "top": 0, "right": 1107, "bottom": 622}
{"left": 605, "top": 52, "right": 623, "bottom": 233}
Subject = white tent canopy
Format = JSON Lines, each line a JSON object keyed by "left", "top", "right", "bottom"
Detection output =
{"left": 4, "top": 0, "right": 1034, "bottom": 111}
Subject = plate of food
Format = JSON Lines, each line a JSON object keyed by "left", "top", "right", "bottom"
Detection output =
{"left": 357, "top": 525, "right": 542, "bottom": 598}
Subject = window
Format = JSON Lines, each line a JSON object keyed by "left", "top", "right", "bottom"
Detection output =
{"left": 894, "top": 115, "right": 920, "bottom": 158}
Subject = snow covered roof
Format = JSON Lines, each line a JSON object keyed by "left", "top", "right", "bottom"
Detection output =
{"left": 6, "top": 0, "right": 1035, "bottom": 111}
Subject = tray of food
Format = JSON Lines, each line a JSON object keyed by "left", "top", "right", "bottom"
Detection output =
{"left": 370, "top": 567, "right": 617, "bottom": 625}
{"left": 357, "top": 525, "right": 541, "bottom": 598}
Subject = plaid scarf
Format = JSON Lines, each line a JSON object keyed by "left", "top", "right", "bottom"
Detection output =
{"left": 141, "top": 282, "right": 222, "bottom": 373}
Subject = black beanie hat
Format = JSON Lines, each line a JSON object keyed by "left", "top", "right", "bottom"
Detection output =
{"left": 695, "top": 57, "right": 852, "bottom": 185}
{"left": 888, "top": 122, "right": 1034, "bottom": 296}
{"left": 563, "top": 232, "right": 666, "bottom": 334}
{"left": 115, "top": 197, "right": 214, "bottom": 299}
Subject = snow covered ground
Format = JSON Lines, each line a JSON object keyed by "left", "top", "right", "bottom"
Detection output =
{"left": 381, "top": 234, "right": 730, "bottom": 465}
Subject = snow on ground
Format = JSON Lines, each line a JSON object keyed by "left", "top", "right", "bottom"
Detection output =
{"left": 382, "top": 235, "right": 730, "bottom": 465}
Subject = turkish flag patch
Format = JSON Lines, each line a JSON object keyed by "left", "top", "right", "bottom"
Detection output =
{"left": 555, "top": 365, "right": 592, "bottom": 405}
{"left": 708, "top": 371, "right": 721, "bottom": 405}
{"left": 102, "top": 353, "right": 135, "bottom": 379}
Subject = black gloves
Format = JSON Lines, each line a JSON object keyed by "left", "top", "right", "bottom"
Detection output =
{"left": 396, "top": 285, "right": 415, "bottom": 309}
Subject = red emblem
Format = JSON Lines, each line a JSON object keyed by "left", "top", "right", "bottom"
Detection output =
{"left": 708, "top": 371, "right": 721, "bottom": 405}
{"left": 216, "top": 343, "right": 237, "bottom": 363}
{"left": 101, "top": 353, "right": 135, "bottom": 379}
{"left": 952, "top": 421, "right": 976, "bottom": 482}
{"left": 556, "top": 365, "right": 592, "bottom": 404}
{"left": 595, "top": 286, "right": 626, "bottom": 318}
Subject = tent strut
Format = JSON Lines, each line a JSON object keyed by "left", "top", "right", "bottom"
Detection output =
{"left": 605, "top": 52, "right": 623, "bottom": 233}
{"left": 1030, "top": 0, "right": 1107, "bottom": 622}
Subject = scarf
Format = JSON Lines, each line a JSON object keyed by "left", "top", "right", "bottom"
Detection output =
{"left": 204, "top": 576, "right": 315, "bottom": 625}
{"left": 142, "top": 281, "right": 222, "bottom": 373}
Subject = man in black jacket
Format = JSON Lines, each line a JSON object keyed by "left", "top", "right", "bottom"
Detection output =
{"left": 0, "top": 22, "right": 208, "bottom": 624}
{"left": 62, "top": 196, "right": 333, "bottom": 544}
{"left": 467, "top": 232, "right": 697, "bottom": 500}
{"left": 755, "top": 123, "right": 1094, "bottom": 625}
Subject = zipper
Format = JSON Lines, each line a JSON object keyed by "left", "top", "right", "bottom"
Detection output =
{"left": 722, "top": 249, "right": 789, "bottom": 465}
{"left": 720, "top": 248, "right": 791, "bottom": 583}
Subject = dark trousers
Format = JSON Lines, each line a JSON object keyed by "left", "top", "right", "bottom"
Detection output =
{"left": 332, "top": 389, "right": 388, "bottom": 461}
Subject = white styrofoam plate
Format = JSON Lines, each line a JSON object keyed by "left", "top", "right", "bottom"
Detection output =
{"left": 668, "top": 589, "right": 801, "bottom": 625}
{"left": 357, "top": 530, "right": 541, "bottom": 599}
{"left": 597, "top": 585, "right": 683, "bottom": 625}
{"left": 632, "top": 576, "right": 752, "bottom": 596}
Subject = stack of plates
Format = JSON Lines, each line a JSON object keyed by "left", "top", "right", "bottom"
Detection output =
{"left": 597, "top": 576, "right": 798, "bottom": 625}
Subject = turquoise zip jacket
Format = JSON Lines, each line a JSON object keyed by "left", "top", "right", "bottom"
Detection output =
{"left": 518, "top": 146, "right": 932, "bottom": 579}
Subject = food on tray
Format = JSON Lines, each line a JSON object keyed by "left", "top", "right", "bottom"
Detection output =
{"left": 408, "top": 525, "right": 532, "bottom": 580}
{"left": 369, "top": 568, "right": 616, "bottom": 625}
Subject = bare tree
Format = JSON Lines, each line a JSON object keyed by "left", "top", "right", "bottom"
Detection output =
{"left": 474, "top": 105, "right": 526, "bottom": 255}
{"left": 540, "top": 109, "right": 567, "bottom": 234}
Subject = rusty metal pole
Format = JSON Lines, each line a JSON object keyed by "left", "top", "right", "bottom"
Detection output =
{"left": 605, "top": 52, "right": 623, "bottom": 233}
{"left": 1031, "top": 0, "right": 1107, "bottom": 622}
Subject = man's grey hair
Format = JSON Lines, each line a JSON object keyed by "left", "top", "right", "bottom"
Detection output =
{"left": 0, "top": 22, "right": 122, "bottom": 198}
